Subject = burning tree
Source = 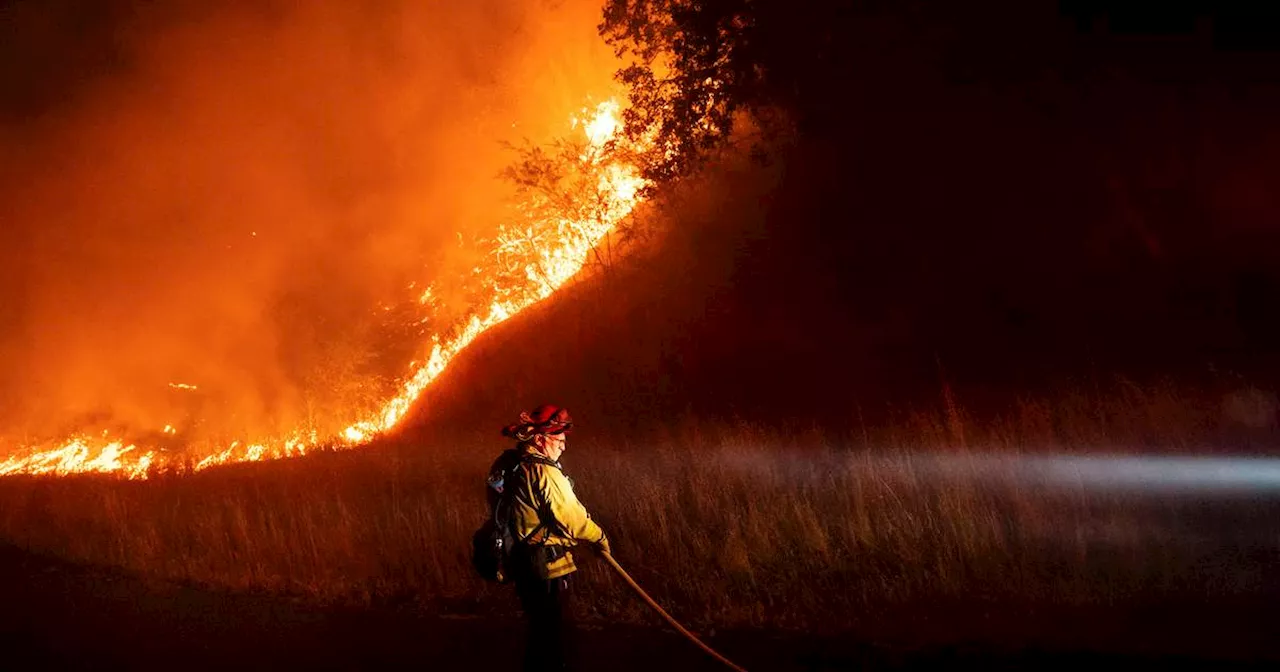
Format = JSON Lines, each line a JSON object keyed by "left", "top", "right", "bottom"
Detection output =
{"left": 499, "top": 109, "right": 655, "bottom": 278}
{"left": 600, "top": 0, "right": 756, "bottom": 183}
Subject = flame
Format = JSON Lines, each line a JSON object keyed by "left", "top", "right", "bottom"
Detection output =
{"left": 0, "top": 98, "right": 650, "bottom": 480}
{"left": 0, "top": 438, "right": 155, "bottom": 480}
{"left": 578, "top": 99, "right": 622, "bottom": 146}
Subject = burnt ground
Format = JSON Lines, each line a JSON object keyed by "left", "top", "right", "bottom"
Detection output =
{"left": 0, "top": 544, "right": 1278, "bottom": 671}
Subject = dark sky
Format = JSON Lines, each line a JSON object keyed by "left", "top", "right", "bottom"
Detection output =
{"left": 821, "top": 4, "right": 1280, "bottom": 400}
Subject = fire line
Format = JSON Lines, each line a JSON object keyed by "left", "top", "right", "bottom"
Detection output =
{"left": 0, "top": 99, "right": 650, "bottom": 480}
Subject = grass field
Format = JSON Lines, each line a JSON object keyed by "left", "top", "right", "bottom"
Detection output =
{"left": 0, "top": 379, "right": 1275, "bottom": 635}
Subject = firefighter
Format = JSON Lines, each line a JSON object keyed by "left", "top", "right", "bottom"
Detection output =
{"left": 490, "top": 404, "right": 609, "bottom": 672}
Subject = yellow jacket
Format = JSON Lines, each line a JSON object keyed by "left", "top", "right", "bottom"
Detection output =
{"left": 500, "top": 448, "right": 606, "bottom": 579}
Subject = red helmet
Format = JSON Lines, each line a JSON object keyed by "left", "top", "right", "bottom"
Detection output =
{"left": 502, "top": 404, "right": 573, "bottom": 441}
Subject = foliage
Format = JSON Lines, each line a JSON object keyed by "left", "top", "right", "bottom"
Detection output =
{"left": 598, "top": 0, "right": 913, "bottom": 182}
{"left": 600, "top": 0, "right": 757, "bottom": 183}
{"left": 499, "top": 137, "right": 629, "bottom": 277}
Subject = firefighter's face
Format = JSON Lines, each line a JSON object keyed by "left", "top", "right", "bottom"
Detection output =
{"left": 540, "top": 432, "right": 566, "bottom": 460}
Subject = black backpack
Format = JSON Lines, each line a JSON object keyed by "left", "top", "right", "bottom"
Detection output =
{"left": 471, "top": 516, "right": 517, "bottom": 584}
{"left": 471, "top": 451, "right": 556, "bottom": 583}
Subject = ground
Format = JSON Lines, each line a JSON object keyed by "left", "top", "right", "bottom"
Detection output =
{"left": 1, "top": 544, "right": 1277, "bottom": 671}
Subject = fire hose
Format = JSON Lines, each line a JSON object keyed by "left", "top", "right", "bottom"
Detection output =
{"left": 601, "top": 550, "right": 748, "bottom": 672}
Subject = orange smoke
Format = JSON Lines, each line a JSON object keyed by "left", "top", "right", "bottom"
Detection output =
{"left": 0, "top": 2, "right": 649, "bottom": 478}
{"left": 1, "top": 97, "right": 650, "bottom": 479}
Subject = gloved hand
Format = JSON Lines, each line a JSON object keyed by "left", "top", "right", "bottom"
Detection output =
{"left": 593, "top": 533, "right": 611, "bottom": 556}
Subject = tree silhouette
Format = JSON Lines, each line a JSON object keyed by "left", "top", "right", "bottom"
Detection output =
{"left": 600, "top": 0, "right": 757, "bottom": 183}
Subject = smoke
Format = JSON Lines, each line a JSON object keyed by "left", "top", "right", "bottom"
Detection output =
{"left": 0, "top": 0, "right": 620, "bottom": 449}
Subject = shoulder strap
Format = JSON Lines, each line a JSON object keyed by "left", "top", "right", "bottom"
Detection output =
{"left": 488, "top": 452, "right": 524, "bottom": 526}
{"left": 507, "top": 455, "right": 568, "bottom": 546}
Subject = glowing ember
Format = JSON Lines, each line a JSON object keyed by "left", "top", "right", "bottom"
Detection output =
{"left": 0, "top": 98, "right": 651, "bottom": 480}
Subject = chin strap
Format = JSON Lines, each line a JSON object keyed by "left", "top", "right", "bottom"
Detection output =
{"left": 600, "top": 550, "right": 748, "bottom": 672}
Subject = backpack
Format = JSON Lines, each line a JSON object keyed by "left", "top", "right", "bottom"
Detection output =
{"left": 471, "top": 450, "right": 556, "bottom": 583}
{"left": 471, "top": 515, "right": 517, "bottom": 584}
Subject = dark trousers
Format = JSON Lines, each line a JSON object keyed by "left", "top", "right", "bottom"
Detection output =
{"left": 514, "top": 573, "right": 575, "bottom": 671}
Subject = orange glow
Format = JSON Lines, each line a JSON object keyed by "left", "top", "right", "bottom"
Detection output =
{"left": 0, "top": 99, "right": 650, "bottom": 479}
{"left": 0, "top": 437, "right": 155, "bottom": 480}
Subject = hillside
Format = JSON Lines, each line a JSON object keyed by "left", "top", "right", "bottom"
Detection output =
{"left": 400, "top": 43, "right": 1280, "bottom": 444}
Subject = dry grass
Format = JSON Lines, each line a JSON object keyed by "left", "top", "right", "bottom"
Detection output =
{"left": 0, "top": 380, "right": 1276, "bottom": 633}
